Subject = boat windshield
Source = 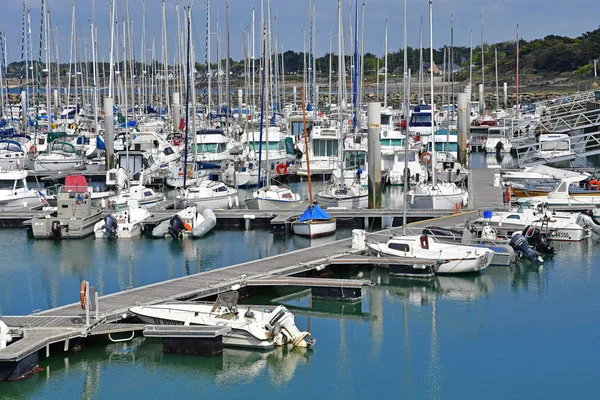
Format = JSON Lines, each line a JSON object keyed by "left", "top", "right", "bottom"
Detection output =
{"left": 0, "top": 180, "right": 15, "bottom": 190}
{"left": 210, "top": 291, "right": 239, "bottom": 314}
{"left": 397, "top": 152, "right": 417, "bottom": 162}
{"left": 195, "top": 143, "right": 227, "bottom": 153}
{"left": 345, "top": 151, "right": 367, "bottom": 169}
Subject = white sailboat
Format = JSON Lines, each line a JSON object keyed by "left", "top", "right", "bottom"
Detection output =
{"left": 292, "top": 87, "right": 336, "bottom": 238}
{"left": 315, "top": 1, "right": 367, "bottom": 210}
{"left": 408, "top": 0, "right": 467, "bottom": 210}
{"left": 245, "top": 24, "right": 302, "bottom": 211}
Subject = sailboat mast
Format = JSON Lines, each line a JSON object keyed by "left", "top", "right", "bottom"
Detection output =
{"left": 256, "top": 21, "right": 266, "bottom": 188}
{"left": 495, "top": 47, "right": 499, "bottom": 110}
{"left": 429, "top": 0, "right": 436, "bottom": 186}
{"left": 225, "top": 0, "right": 231, "bottom": 129}
{"left": 480, "top": 9, "right": 485, "bottom": 114}
{"left": 301, "top": 87, "right": 313, "bottom": 206}
{"left": 206, "top": 0, "right": 211, "bottom": 122}
{"left": 352, "top": 0, "right": 358, "bottom": 130}
{"left": 183, "top": 6, "right": 191, "bottom": 190}
{"left": 516, "top": 24, "right": 519, "bottom": 119}
{"left": 402, "top": 0, "right": 410, "bottom": 236}
{"left": 403, "top": 0, "right": 407, "bottom": 109}
{"left": 469, "top": 30, "right": 472, "bottom": 101}
{"left": 383, "top": 19, "right": 388, "bottom": 109}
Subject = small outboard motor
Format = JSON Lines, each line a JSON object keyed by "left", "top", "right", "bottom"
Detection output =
{"left": 509, "top": 232, "right": 543, "bottom": 264}
{"left": 51, "top": 220, "right": 62, "bottom": 238}
{"left": 168, "top": 215, "right": 185, "bottom": 239}
{"left": 523, "top": 225, "right": 555, "bottom": 255}
{"left": 103, "top": 214, "right": 118, "bottom": 237}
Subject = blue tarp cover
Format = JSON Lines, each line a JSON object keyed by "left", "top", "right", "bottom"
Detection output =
{"left": 298, "top": 204, "right": 332, "bottom": 222}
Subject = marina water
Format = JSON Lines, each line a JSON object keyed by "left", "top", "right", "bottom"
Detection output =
{"left": 1, "top": 160, "right": 600, "bottom": 398}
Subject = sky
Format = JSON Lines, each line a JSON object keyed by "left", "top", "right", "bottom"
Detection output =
{"left": 1, "top": 0, "right": 598, "bottom": 64}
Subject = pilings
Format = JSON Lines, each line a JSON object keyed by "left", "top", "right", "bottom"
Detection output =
{"left": 503, "top": 82, "right": 508, "bottom": 110}
{"left": 367, "top": 102, "right": 381, "bottom": 209}
{"left": 143, "top": 325, "right": 231, "bottom": 357}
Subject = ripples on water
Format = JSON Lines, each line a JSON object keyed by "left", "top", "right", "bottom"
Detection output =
{"left": 2, "top": 162, "right": 600, "bottom": 398}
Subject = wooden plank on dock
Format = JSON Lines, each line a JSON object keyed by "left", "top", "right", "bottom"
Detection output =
{"left": 246, "top": 276, "right": 370, "bottom": 288}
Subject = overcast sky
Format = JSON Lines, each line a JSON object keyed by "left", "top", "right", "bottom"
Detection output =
{"left": 1, "top": 0, "right": 598, "bottom": 63}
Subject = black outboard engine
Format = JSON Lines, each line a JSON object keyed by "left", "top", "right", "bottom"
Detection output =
{"left": 103, "top": 214, "right": 118, "bottom": 237}
{"left": 168, "top": 215, "right": 185, "bottom": 239}
{"left": 509, "top": 232, "right": 543, "bottom": 264}
{"left": 523, "top": 225, "right": 555, "bottom": 255}
{"left": 51, "top": 220, "right": 62, "bottom": 238}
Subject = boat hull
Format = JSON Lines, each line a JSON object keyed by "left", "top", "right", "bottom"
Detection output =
{"left": 245, "top": 198, "right": 304, "bottom": 211}
{"left": 315, "top": 193, "right": 368, "bottom": 209}
{"left": 292, "top": 219, "right": 337, "bottom": 238}
{"left": 31, "top": 214, "right": 103, "bottom": 239}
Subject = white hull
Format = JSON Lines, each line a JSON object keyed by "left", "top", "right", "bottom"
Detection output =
{"left": 315, "top": 193, "right": 368, "bottom": 209}
{"left": 189, "top": 194, "right": 237, "bottom": 209}
{"left": 410, "top": 191, "right": 467, "bottom": 210}
{"left": 0, "top": 191, "right": 43, "bottom": 211}
{"left": 33, "top": 157, "right": 83, "bottom": 171}
{"left": 245, "top": 198, "right": 304, "bottom": 211}
{"left": 292, "top": 219, "right": 336, "bottom": 237}
{"left": 129, "top": 300, "right": 313, "bottom": 349}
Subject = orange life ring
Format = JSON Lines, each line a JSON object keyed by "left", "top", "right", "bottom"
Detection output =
{"left": 275, "top": 163, "right": 288, "bottom": 175}
{"left": 80, "top": 280, "right": 87, "bottom": 310}
{"left": 420, "top": 152, "right": 432, "bottom": 165}
{"left": 589, "top": 179, "right": 600, "bottom": 190}
{"left": 29, "top": 145, "right": 37, "bottom": 155}
{"left": 505, "top": 186, "right": 511, "bottom": 204}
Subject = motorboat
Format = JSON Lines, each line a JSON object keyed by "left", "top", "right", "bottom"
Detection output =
{"left": 408, "top": 181, "right": 468, "bottom": 210}
{"left": 517, "top": 176, "right": 600, "bottom": 210}
{"left": 178, "top": 180, "right": 239, "bottom": 209}
{"left": 484, "top": 127, "right": 512, "bottom": 153}
{"left": 129, "top": 292, "right": 315, "bottom": 350}
{"left": 291, "top": 203, "right": 336, "bottom": 238}
{"left": 315, "top": 180, "right": 368, "bottom": 209}
{"left": 94, "top": 200, "right": 153, "bottom": 238}
{"left": 33, "top": 141, "right": 84, "bottom": 171}
{"left": 366, "top": 234, "right": 494, "bottom": 274}
{"left": 387, "top": 148, "right": 427, "bottom": 186}
{"left": 45, "top": 175, "right": 113, "bottom": 209}
{"left": 537, "top": 133, "right": 573, "bottom": 160}
{"left": 30, "top": 187, "right": 103, "bottom": 239}
{"left": 110, "top": 185, "right": 165, "bottom": 208}
{"left": 151, "top": 205, "right": 216, "bottom": 239}
{"left": 245, "top": 185, "right": 304, "bottom": 211}
{"left": 0, "top": 169, "right": 44, "bottom": 211}
{"left": 473, "top": 204, "right": 597, "bottom": 242}
{"left": 434, "top": 161, "right": 468, "bottom": 183}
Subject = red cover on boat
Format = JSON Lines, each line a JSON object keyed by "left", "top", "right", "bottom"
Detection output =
{"left": 64, "top": 175, "right": 88, "bottom": 193}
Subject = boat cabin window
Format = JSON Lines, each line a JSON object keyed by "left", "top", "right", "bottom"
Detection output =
{"left": 14, "top": 179, "right": 25, "bottom": 190}
{"left": 214, "top": 186, "right": 228, "bottom": 192}
{"left": 506, "top": 215, "right": 520, "bottom": 219}
{"left": 426, "top": 142, "right": 458, "bottom": 152}
{"left": 389, "top": 242, "right": 410, "bottom": 252}
{"left": 380, "top": 115, "right": 392, "bottom": 125}
{"left": 397, "top": 152, "right": 417, "bottom": 162}
{"left": 144, "top": 191, "right": 154, "bottom": 197}
{"left": 313, "top": 139, "right": 338, "bottom": 157}
{"left": 281, "top": 193, "right": 292, "bottom": 199}
{"left": 290, "top": 121, "right": 309, "bottom": 138}
{"left": 196, "top": 143, "right": 227, "bottom": 153}
{"left": 0, "top": 180, "right": 15, "bottom": 190}
{"left": 345, "top": 151, "right": 366, "bottom": 169}
{"left": 540, "top": 140, "right": 570, "bottom": 152}
{"left": 248, "top": 141, "right": 281, "bottom": 151}
{"left": 409, "top": 113, "right": 432, "bottom": 127}
{"left": 380, "top": 138, "right": 404, "bottom": 147}
{"left": 556, "top": 181, "right": 568, "bottom": 193}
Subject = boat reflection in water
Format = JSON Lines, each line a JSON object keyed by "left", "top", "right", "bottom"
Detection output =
{"left": 484, "top": 152, "right": 515, "bottom": 169}
{"left": 371, "top": 267, "right": 494, "bottom": 303}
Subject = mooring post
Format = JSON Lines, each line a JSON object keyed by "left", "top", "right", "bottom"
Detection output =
{"left": 503, "top": 82, "right": 508, "bottom": 110}
{"left": 367, "top": 102, "right": 382, "bottom": 209}
{"left": 479, "top": 84, "right": 485, "bottom": 115}
{"left": 457, "top": 93, "right": 468, "bottom": 166}
{"left": 103, "top": 97, "right": 114, "bottom": 169}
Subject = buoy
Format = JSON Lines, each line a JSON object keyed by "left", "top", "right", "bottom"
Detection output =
{"left": 420, "top": 152, "right": 432, "bottom": 165}
{"left": 275, "top": 163, "right": 288, "bottom": 175}
{"left": 589, "top": 179, "right": 600, "bottom": 190}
